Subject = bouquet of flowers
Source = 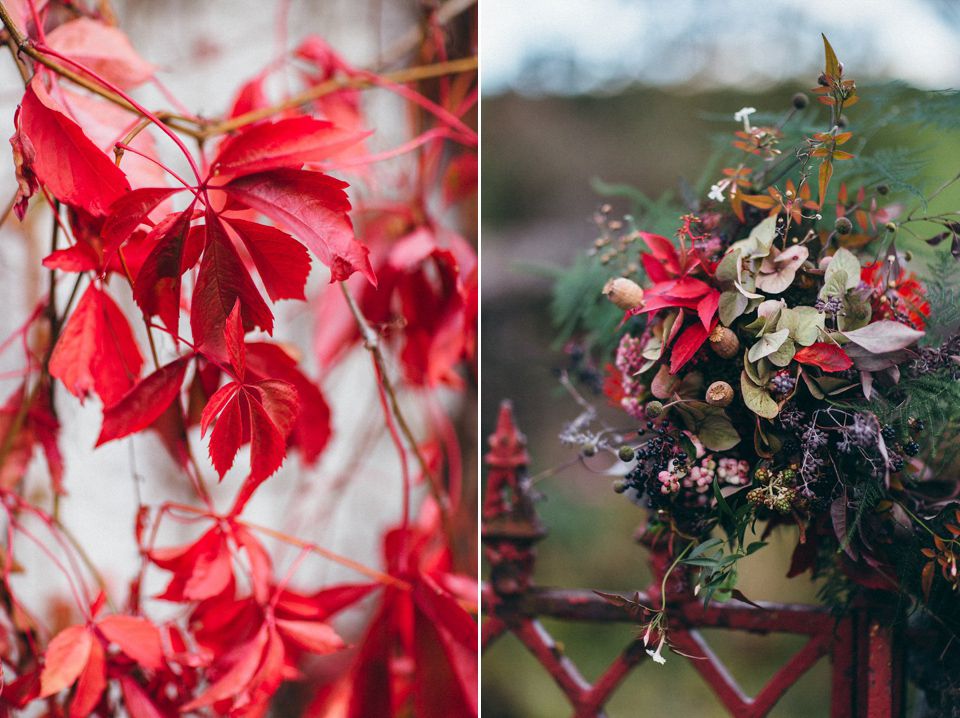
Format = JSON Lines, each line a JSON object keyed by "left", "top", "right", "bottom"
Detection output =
{"left": 555, "top": 37, "right": 960, "bottom": 640}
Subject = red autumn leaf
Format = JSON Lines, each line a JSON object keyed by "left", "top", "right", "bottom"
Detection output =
{"left": 223, "top": 300, "right": 246, "bottom": 379}
{"left": 133, "top": 204, "right": 197, "bottom": 336}
{"left": 222, "top": 168, "right": 376, "bottom": 285}
{"left": 212, "top": 116, "right": 370, "bottom": 176}
{"left": 412, "top": 577, "right": 478, "bottom": 718}
{"left": 191, "top": 210, "right": 273, "bottom": 346}
{"left": 202, "top": 376, "right": 298, "bottom": 482}
{"left": 96, "top": 614, "right": 164, "bottom": 671}
{"left": 275, "top": 618, "right": 345, "bottom": 655}
{"left": 233, "top": 525, "right": 273, "bottom": 602}
{"left": 246, "top": 395, "right": 288, "bottom": 484}
{"left": 48, "top": 283, "right": 144, "bottom": 406}
{"left": 794, "top": 342, "right": 854, "bottom": 372}
{"left": 18, "top": 76, "right": 130, "bottom": 216}
{"left": 151, "top": 526, "right": 234, "bottom": 602}
{"left": 274, "top": 583, "right": 377, "bottom": 622}
{"left": 96, "top": 356, "right": 190, "bottom": 446}
{"left": 40, "top": 624, "right": 93, "bottom": 697}
{"left": 42, "top": 240, "right": 100, "bottom": 273}
{"left": 669, "top": 319, "right": 716, "bottom": 374}
{"left": 118, "top": 675, "right": 166, "bottom": 718}
{"left": 0, "top": 383, "right": 63, "bottom": 491}
{"left": 443, "top": 152, "right": 478, "bottom": 206}
{"left": 69, "top": 636, "right": 106, "bottom": 718}
{"left": 246, "top": 342, "right": 332, "bottom": 465}
{"left": 10, "top": 106, "right": 38, "bottom": 219}
{"left": 101, "top": 187, "right": 182, "bottom": 258}
{"left": 223, "top": 217, "right": 311, "bottom": 301}
{"left": 45, "top": 18, "right": 156, "bottom": 91}
{"left": 180, "top": 624, "right": 269, "bottom": 712}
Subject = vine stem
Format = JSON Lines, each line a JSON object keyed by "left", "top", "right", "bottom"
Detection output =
{"left": 339, "top": 282, "right": 456, "bottom": 553}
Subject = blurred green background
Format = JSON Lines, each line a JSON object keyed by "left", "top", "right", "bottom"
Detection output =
{"left": 480, "top": 1, "right": 960, "bottom": 716}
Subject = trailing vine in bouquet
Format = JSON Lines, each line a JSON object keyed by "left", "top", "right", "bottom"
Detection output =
{"left": 0, "top": 1, "right": 477, "bottom": 716}
{"left": 552, "top": 35, "right": 960, "bottom": 667}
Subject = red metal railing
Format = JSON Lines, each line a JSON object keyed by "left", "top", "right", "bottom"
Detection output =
{"left": 481, "top": 400, "right": 905, "bottom": 718}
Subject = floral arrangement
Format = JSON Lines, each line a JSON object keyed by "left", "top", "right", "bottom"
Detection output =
{"left": 554, "top": 36, "right": 960, "bottom": 662}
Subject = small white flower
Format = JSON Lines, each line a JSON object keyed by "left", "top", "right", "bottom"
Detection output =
{"left": 646, "top": 634, "right": 667, "bottom": 665}
{"left": 708, "top": 183, "right": 725, "bottom": 202}
{"left": 734, "top": 106, "right": 756, "bottom": 131}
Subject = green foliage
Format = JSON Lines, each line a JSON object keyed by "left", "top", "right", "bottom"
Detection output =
{"left": 838, "top": 146, "right": 931, "bottom": 209}
{"left": 894, "top": 372, "right": 960, "bottom": 473}
{"left": 922, "top": 250, "right": 960, "bottom": 347}
{"left": 549, "top": 251, "right": 631, "bottom": 356}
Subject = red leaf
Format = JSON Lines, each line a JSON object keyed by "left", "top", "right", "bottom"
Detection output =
{"left": 223, "top": 217, "right": 311, "bottom": 301}
{"left": 96, "top": 614, "right": 164, "bottom": 670}
{"left": 222, "top": 169, "right": 376, "bottom": 285}
{"left": 246, "top": 342, "right": 331, "bottom": 465}
{"left": 69, "top": 635, "right": 105, "bottom": 718}
{"left": 246, "top": 389, "right": 290, "bottom": 482}
{"left": 207, "top": 388, "right": 244, "bottom": 478}
{"left": 180, "top": 624, "right": 269, "bottom": 711}
{"left": 46, "top": 18, "right": 156, "bottom": 91}
{"left": 201, "top": 382, "right": 241, "bottom": 438}
{"left": 275, "top": 618, "right": 345, "bottom": 655}
{"left": 213, "top": 117, "right": 370, "bottom": 175}
{"left": 412, "top": 577, "right": 478, "bottom": 718}
{"left": 40, "top": 624, "right": 93, "bottom": 697}
{"left": 132, "top": 204, "right": 197, "bottom": 336}
{"left": 96, "top": 356, "right": 190, "bottom": 445}
{"left": 224, "top": 300, "right": 246, "bottom": 379}
{"left": 669, "top": 319, "right": 715, "bottom": 374}
{"left": 48, "top": 284, "right": 144, "bottom": 406}
{"left": 18, "top": 77, "right": 130, "bottom": 216}
{"left": 118, "top": 675, "right": 166, "bottom": 718}
{"left": 794, "top": 342, "right": 853, "bottom": 372}
{"left": 274, "top": 583, "right": 376, "bottom": 621}
{"left": 101, "top": 187, "right": 181, "bottom": 258}
{"left": 697, "top": 290, "right": 720, "bottom": 331}
{"left": 191, "top": 210, "right": 273, "bottom": 347}
{"left": 42, "top": 240, "right": 100, "bottom": 273}
{"left": 233, "top": 526, "right": 273, "bottom": 603}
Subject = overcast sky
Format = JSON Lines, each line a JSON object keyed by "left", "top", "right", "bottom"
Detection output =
{"left": 481, "top": 0, "right": 960, "bottom": 95}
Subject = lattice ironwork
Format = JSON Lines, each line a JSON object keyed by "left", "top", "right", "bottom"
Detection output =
{"left": 481, "top": 400, "right": 905, "bottom": 718}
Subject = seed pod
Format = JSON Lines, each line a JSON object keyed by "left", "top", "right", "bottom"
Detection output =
{"left": 644, "top": 400, "right": 664, "bottom": 418}
{"left": 708, "top": 325, "right": 740, "bottom": 359}
{"left": 706, "top": 380, "right": 734, "bottom": 407}
{"left": 602, "top": 277, "right": 644, "bottom": 310}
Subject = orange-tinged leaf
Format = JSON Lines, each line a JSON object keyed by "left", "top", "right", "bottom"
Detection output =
{"left": 97, "top": 614, "right": 164, "bottom": 670}
{"left": 818, "top": 160, "right": 834, "bottom": 209}
{"left": 922, "top": 560, "right": 935, "bottom": 602}
{"left": 40, "top": 624, "right": 93, "bottom": 697}
{"left": 822, "top": 34, "right": 840, "bottom": 79}
{"left": 69, "top": 636, "right": 105, "bottom": 718}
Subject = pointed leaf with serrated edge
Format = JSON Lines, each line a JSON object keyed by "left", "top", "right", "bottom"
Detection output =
{"left": 101, "top": 187, "right": 181, "bottom": 259}
{"left": 133, "top": 203, "right": 196, "bottom": 335}
{"left": 191, "top": 210, "right": 273, "bottom": 347}
{"left": 224, "top": 300, "right": 246, "bottom": 379}
{"left": 40, "top": 624, "right": 92, "bottom": 697}
{"left": 213, "top": 117, "right": 370, "bottom": 175}
{"left": 207, "top": 386, "right": 243, "bottom": 478}
{"left": 200, "top": 382, "right": 241, "bottom": 438}
{"left": 97, "top": 356, "right": 190, "bottom": 446}
{"left": 222, "top": 169, "right": 376, "bottom": 285}
{"left": 19, "top": 77, "right": 130, "bottom": 216}
{"left": 96, "top": 615, "right": 164, "bottom": 670}
{"left": 223, "top": 217, "right": 311, "bottom": 301}
{"left": 49, "top": 284, "right": 144, "bottom": 406}
{"left": 246, "top": 390, "right": 288, "bottom": 482}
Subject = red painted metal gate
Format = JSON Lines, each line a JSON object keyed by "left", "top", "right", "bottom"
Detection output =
{"left": 481, "top": 400, "right": 905, "bottom": 717}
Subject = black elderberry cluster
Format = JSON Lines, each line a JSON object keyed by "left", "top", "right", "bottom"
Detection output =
{"left": 618, "top": 419, "right": 710, "bottom": 533}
